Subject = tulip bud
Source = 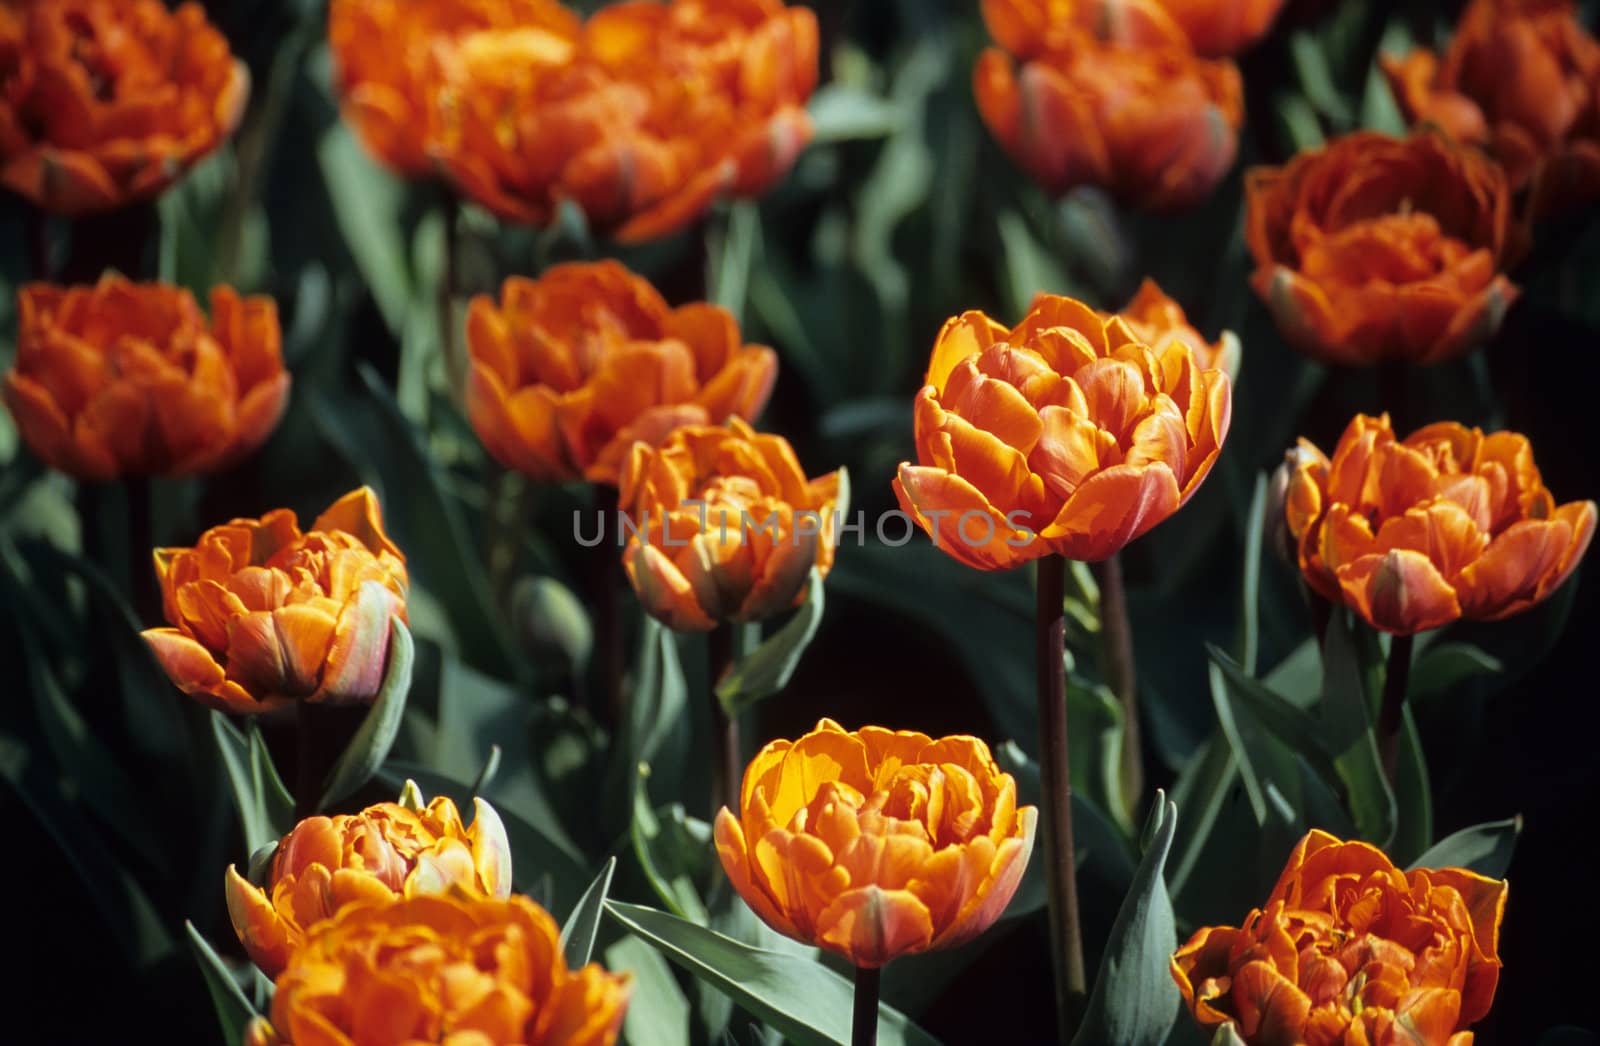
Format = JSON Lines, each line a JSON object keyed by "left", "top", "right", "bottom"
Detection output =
{"left": 1268, "top": 442, "right": 1324, "bottom": 568}
{"left": 512, "top": 576, "right": 594, "bottom": 676}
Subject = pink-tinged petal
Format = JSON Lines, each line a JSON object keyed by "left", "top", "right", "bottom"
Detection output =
{"left": 1455, "top": 514, "right": 1578, "bottom": 620}
{"left": 624, "top": 541, "right": 717, "bottom": 632}
{"left": 893, "top": 465, "right": 1044, "bottom": 571}
{"left": 1336, "top": 548, "right": 1462, "bottom": 635}
{"left": 814, "top": 885, "right": 935, "bottom": 967}
{"left": 266, "top": 603, "right": 340, "bottom": 697}
{"left": 143, "top": 627, "right": 260, "bottom": 714}
{"left": 1040, "top": 462, "right": 1181, "bottom": 562}
{"left": 315, "top": 580, "right": 402, "bottom": 705}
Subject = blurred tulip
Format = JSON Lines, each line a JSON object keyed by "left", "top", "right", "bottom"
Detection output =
{"left": 465, "top": 260, "right": 776, "bottom": 485}
{"left": 893, "top": 292, "right": 1231, "bottom": 570}
{"left": 226, "top": 791, "right": 511, "bottom": 977}
{"left": 2, "top": 276, "right": 289, "bottom": 480}
{"left": 1246, "top": 131, "right": 1520, "bottom": 366}
{"left": 1172, "top": 829, "right": 1506, "bottom": 1044}
{"left": 512, "top": 575, "right": 594, "bottom": 674}
{"left": 715, "top": 718, "right": 1036, "bottom": 967}
{"left": 1108, "top": 278, "right": 1241, "bottom": 382}
{"left": 242, "top": 892, "right": 630, "bottom": 1046}
{"left": 0, "top": 0, "right": 248, "bottom": 216}
{"left": 975, "top": 0, "right": 1243, "bottom": 210}
{"left": 619, "top": 418, "right": 844, "bottom": 632}
{"left": 328, "top": 0, "right": 580, "bottom": 177}
{"left": 1384, "top": 0, "right": 1600, "bottom": 224}
{"left": 1145, "top": 0, "right": 1287, "bottom": 57}
{"left": 432, "top": 0, "right": 817, "bottom": 240}
{"left": 142, "top": 488, "right": 409, "bottom": 713}
{"left": 1284, "top": 413, "right": 1594, "bottom": 634}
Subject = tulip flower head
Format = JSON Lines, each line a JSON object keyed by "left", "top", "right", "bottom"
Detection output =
{"left": 1108, "top": 278, "right": 1241, "bottom": 382}
{"left": 2, "top": 277, "right": 290, "bottom": 481}
{"left": 893, "top": 292, "right": 1231, "bottom": 570}
{"left": 243, "top": 892, "right": 631, "bottom": 1046}
{"left": 975, "top": 0, "right": 1244, "bottom": 210}
{"left": 1246, "top": 130, "right": 1520, "bottom": 366}
{"left": 1284, "top": 413, "right": 1594, "bottom": 635}
{"left": 1172, "top": 830, "right": 1506, "bottom": 1044}
{"left": 142, "top": 488, "right": 409, "bottom": 714}
{"left": 424, "top": 0, "right": 817, "bottom": 240}
{"left": 620, "top": 418, "right": 844, "bottom": 632}
{"left": 1384, "top": 0, "right": 1600, "bottom": 223}
{"left": 226, "top": 790, "right": 512, "bottom": 977}
{"left": 715, "top": 719, "right": 1037, "bottom": 968}
{"left": 1145, "top": 0, "right": 1288, "bottom": 58}
{"left": 465, "top": 260, "right": 777, "bottom": 485}
{"left": 0, "top": 0, "right": 249, "bottom": 215}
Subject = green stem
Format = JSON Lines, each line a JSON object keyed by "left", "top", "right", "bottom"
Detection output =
{"left": 851, "top": 965, "right": 881, "bottom": 1046}
{"left": 1091, "top": 552, "right": 1142, "bottom": 817}
{"left": 1377, "top": 633, "right": 1414, "bottom": 784}
{"left": 708, "top": 623, "right": 741, "bottom": 821}
{"left": 1036, "top": 554, "right": 1087, "bottom": 1038}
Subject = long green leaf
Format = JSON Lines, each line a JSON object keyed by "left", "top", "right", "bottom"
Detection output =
{"left": 605, "top": 936, "right": 691, "bottom": 1046}
{"left": 1409, "top": 817, "right": 1521, "bottom": 879}
{"left": 1072, "top": 792, "right": 1180, "bottom": 1046}
{"left": 212, "top": 714, "right": 293, "bottom": 855}
{"left": 1167, "top": 736, "right": 1238, "bottom": 900}
{"left": 1389, "top": 706, "right": 1432, "bottom": 867}
{"left": 1321, "top": 615, "right": 1398, "bottom": 844}
{"left": 717, "top": 566, "right": 828, "bottom": 715}
{"left": 321, "top": 618, "right": 414, "bottom": 809}
{"left": 605, "top": 901, "right": 939, "bottom": 1046}
{"left": 1237, "top": 473, "right": 1268, "bottom": 674}
{"left": 317, "top": 126, "right": 412, "bottom": 332}
{"left": 561, "top": 856, "right": 617, "bottom": 969}
{"left": 186, "top": 921, "right": 259, "bottom": 1046}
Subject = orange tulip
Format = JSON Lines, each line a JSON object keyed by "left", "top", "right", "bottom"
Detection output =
{"left": 1383, "top": 0, "right": 1600, "bottom": 223}
{"left": 0, "top": 0, "right": 248, "bottom": 215}
{"left": 2, "top": 276, "right": 290, "bottom": 480}
{"left": 974, "top": 0, "right": 1244, "bottom": 210}
{"left": 432, "top": 0, "right": 816, "bottom": 241}
{"left": 1285, "top": 413, "right": 1595, "bottom": 635}
{"left": 328, "top": 0, "right": 580, "bottom": 178}
{"left": 619, "top": 418, "right": 844, "bottom": 632}
{"left": 892, "top": 292, "right": 1231, "bottom": 570}
{"left": 465, "top": 260, "right": 777, "bottom": 485}
{"left": 142, "top": 488, "right": 410, "bottom": 714}
{"left": 1172, "top": 830, "right": 1506, "bottom": 1045}
{"left": 226, "top": 790, "right": 512, "bottom": 977}
{"left": 1146, "top": 0, "right": 1287, "bottom": 57}
{"left": 1246, "top": 131, "right": 1520, "bottom": 366}
{"left": 714, "top": 718, "right": 1036, "bottom": 968}
{"left": 242, "top": 892, "right": 630, "bottom": 1046}
{"left": 1108, "top": 278, "right": 1241, "bottom": 381}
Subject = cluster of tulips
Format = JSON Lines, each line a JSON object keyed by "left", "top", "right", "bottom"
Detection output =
{"left": 2, "top": 0, "right": 1596, "bottom": 1043}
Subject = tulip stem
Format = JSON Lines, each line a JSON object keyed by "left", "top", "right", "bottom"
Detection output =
{"left": 294, "top": 701, "right": 318, "bottom": 821}
{"left": 1091, "top": 552, "right": 1142, "bottom": 818}
{"left": 708, "top": 624, "right": 741, "bottom": 821}
{"left": 851, "top": 965, "right": 881, "bottom": 1046}
{"left": 1036, "top": 554, "right": 1087, "bottom": 1037}
{"left": 1377, "top": 633, "right": 1414, "bottom": 784}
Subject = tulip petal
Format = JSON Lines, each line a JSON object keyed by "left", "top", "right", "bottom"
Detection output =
{"left": 1040, "top": 462, "right": 1181, "bottom": 561}
{"left": 226, "top": 864, "right": 296, "bottom": 977}
{"left": 144, "top": 627, "right": 259, "bottom": 713}
{"left": 316, "top": 580, "right": 401, "bottom": 704}
{"left": 815, "top": 885, "right": 934, "bottom": 968}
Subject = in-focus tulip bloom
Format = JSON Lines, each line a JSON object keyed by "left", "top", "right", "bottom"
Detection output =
{"left": 1147, "top": 0, "right": 1288, "bottom": 57}
{"left": 2, "top": 276, "right": 290, "bottom": 480}
{"left": 226, "top": 791, "right": 512, "bottom": 976}
{"left": 975, "top": 0, "right": 1244, "bottom": 210}
{"left": 142, "top": 488, "right": 410, "bottom": 714}
{"left": 1384, "top": 0, "right": 1600, "bottom": 223}
{"left": 619, "top": 418, "right": 844, "bottom": 632}
{"left": 1172, "top": 830, "right": 1506, "bottom": 1045}
{"left": 1109, "top": 278, "right": 1241, "bottom": 381}
{"left": 431, "top": 0, "right": 817, "bottom": 241}
{"left": 1246, "top": 131, "right": 1520, "bottom": 366}
{"left": 893, "top": 293, "right": 1231, "bottom": 570}
{"left": 328, "top": 0, "right": 580, "bottom": 177}
{"left": 0, "top": 0, "right": 248, "bottom": 215}
{"left": 243, "top": 892, "right": 630, "bottom": 1046}
{"left": 466, "top": 260, "right": 777, "bottom": 485}
{"left": 715, "top": 718, "right": 1036, "bottom": 968}
{"left": 1284, "top": 413, "right": 1594, "bottom": 635}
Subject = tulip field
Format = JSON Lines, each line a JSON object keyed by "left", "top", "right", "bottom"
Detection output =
{"left": 3, "top": 0, "right": 1599, "bottom": 1044}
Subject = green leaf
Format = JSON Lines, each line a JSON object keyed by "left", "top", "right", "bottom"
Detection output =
{"left": 1408, "top": 642, "right": 1503, "bottom": 705}
{"left": 1167, "top": 736, "right": 1237, "bottom": 900}
{"left": 1409, "top": 817, "right": 1521, "bottom": 879}
{"left": 1071, "top": 792, "right": 1180, "bottom": 1046}
{"left": 321, "top": 618, "right": 414, "bottom": 809}
{"left": 1275, "top": 94, "right": 1325, "bottom": 152}
{"left": 1237, "top": 473, "right": 1268, "bottom": 674}
{"left": 997, "top": 208, "right": 1073, "bottom": 320}
{"left": 561, "top": 856, "right": 617, "bottom": 969}
{"left": 212, "top": 714, "right": 294, "bottom": 856}
{"left": 1290, "top": 32, "right": 1354, "bottom": 125}
{"left": 1389, "top": 705, "right": 1432, "bottom": 867}
{"left": 605, "top": 901, "right": 939, "bottom": 1046}
{"left": 632, "top": 777, "right": 712, "bottom": 925}
{"left": 186, "top": 921, "right": 259, "bottom": 1046}
{"left": 1321, "top": 615, "right": 1398, "bottom": 845}
{"left": 318, "top": 126, "right": 412, "bottom": 332}
{"left": 716, "top": 566, "right": 827, "bottom": 715}
{"left": 807, "top": 84, "right": 902, "bottom": 143}
{"left": 709, "top": 200, "right": 760, "bottom": 323}
{"left": 605, "top": 935, "right": 691, "bottom": 1046}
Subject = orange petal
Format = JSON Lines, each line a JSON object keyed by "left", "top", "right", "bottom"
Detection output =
{"left": 226, "top": 864, "right": 295, "bottom": 977}
{"left": 814, "top": 885, "right": 934, "bottom": 967}
{"left": 1336, "top": 549, "right": 1462, "bottom": 635}
{"left": 1040, "top": 462, "right": 1181, "bottom": 561}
